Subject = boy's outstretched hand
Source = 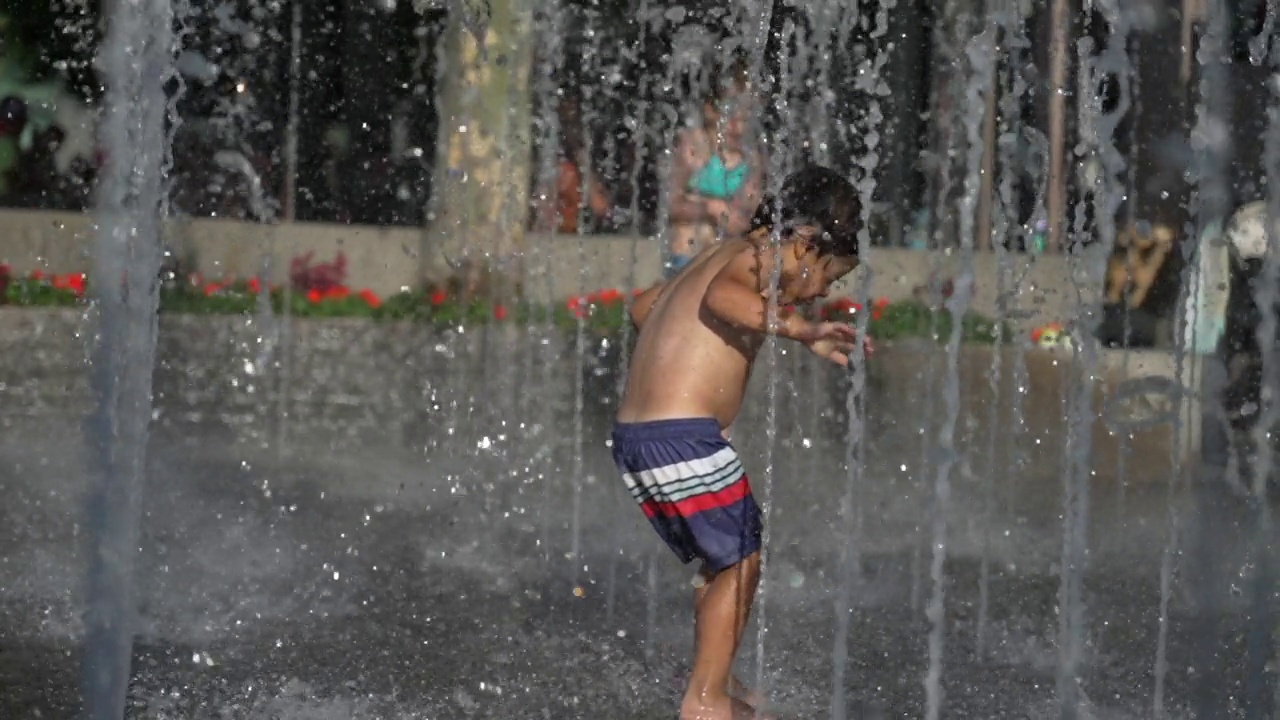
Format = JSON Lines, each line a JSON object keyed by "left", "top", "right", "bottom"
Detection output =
{"left": 799, "top": 321, "right": 866, "bottom": 367}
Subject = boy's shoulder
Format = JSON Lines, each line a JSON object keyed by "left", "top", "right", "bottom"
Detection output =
{"left": 655, "top": 243, "right": 750, "bottom": 307}
{"left": 710, "top": 240, "right": 762, "bottom": 285}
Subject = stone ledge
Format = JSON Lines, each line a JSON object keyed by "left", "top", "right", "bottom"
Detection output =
{"left": 0, "top": 209, "right": 1086, "bottom": 329}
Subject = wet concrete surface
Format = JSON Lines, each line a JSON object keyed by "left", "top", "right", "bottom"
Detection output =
{"left": 1, "top": 342, "right": 1277, "bottom": 718}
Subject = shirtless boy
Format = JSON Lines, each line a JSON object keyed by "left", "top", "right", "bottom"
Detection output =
{"left": 613, "top": 166, "right": 862, "bottom": 720}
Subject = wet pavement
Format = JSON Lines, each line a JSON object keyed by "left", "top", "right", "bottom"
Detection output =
{"left": 2, "top": 346, "right": 1277, "bottom": 719}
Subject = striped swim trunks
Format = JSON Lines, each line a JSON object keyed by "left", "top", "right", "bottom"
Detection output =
{"left": 611, "top": 418, "right": 762, "bottom": 572}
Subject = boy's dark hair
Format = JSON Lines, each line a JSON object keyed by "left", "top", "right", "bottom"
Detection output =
{"left": 749, "top": 166, "right": 861, "bottom": 257}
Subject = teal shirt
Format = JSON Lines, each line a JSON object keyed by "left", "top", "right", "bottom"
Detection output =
{"left": 688, "top": 155, "right": 748, "bottom": 199}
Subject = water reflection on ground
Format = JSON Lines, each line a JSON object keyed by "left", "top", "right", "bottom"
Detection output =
{"left": 0, "top": 336, "right": 1272, "bottom": 718}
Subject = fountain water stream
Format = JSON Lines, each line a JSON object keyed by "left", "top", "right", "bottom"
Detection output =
{"left": 1244, "top": 18, "right": 1280, "bottom": 716}
{"left": 922, "top": 26, "right": 990, "bottom": 720}
{"left": 829, "top": 2, "right": 889, "bottom": 714}
{"left": 81, "top": 2, "right": 176, "bottom": 718}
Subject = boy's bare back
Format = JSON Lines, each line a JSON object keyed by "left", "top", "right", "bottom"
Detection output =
{"left": 617, "top": 240, "right": 763, "bottom": 430}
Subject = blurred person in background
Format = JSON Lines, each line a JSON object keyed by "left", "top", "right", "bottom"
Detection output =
{"left": 0, "top": 96, "right": 28, "bottom": 201}
{"left": 532, "top": 95, "right": 612, "bottom": 235}
{"left": 664, "top": 60, "right": 764, "bottom": 279}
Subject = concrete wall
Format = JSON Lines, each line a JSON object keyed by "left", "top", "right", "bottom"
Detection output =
{"left": 0, "top": 307, "right": 1199, "bottom": 478}
{"left": 0, "top": 209, "right": 1089, "bottom": 330}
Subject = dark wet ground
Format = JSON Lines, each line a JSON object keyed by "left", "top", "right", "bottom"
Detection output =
{"left": 2, "top": 357, "right": 1278, "bottom": 719}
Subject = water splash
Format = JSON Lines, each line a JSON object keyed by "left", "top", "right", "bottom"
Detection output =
{"left": 751, "top": 0, "right": 782, "bottom": 699}
{"left": 210, "top": 148, "right": 280, "bottom": 443}
{"left": 922, "top": 25, "right": 992, "bottom": 720}
{"left": 1054, "top": 2, "right": 1129, "bottom": 715}
{"left": 831, "top": 2, "right": 890, "bottom": 715}
{"left": 281, "top": 0, "right": 303, "bottom": 222}
{"left": 976, "top": 0, "right": 1026, "bottom": 658}
{"left": 1159, "top": 0, "right": 1233, "bottom": 714}
{"left": 1241, "top": 22, "right": 1280, "bottom": 714}
{"left": 81, "top": 1, "right": 176, "bottom": 717}
{"left": 1249, "top": 0, "right": 1279, "bottom": 67}
{"left": 531, "top": 1, "right": 565, "bottom": 566}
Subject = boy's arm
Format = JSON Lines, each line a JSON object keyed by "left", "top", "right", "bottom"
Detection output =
{"left": 629, "top": 281, "right": 666, "bottom": 330}
{"left": 632, "top": 243, "right": 723, "bottom": 330}
{"left": 701, "top": 247, "right": 815, "bottom": 341}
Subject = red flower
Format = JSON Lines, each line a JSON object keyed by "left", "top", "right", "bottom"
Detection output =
{"left": 359, "top": 288, "right": 381, "bottom": 308}
{"left": 325, "top": 285, "right": 351, "bottom": 300}
{"left": 246, "top": 277, "right": 262, "bottom": 294}
{"left": 203, "top": 283, "right": 221, "bottom": 297}
{"left": 430, "top": 289, "right": 447, "bottom": 306}
{"left": 821, "top": 297, "right": 860, "bottom": 320}
{"left": 52, "top": 274, "right": 85, "bottom": 296}
{"left": 306, "top": 289, "right": 322, "bottom": 304}
{"left": 597, "top": 288, "right": 624, "bottom": 304}
{"left": 871, "top": 308, "right": 884, "bottom": 321}
{"left": 566, "top": 295, "right": 587, "bottom": 318}
{"left": 28, "top": 268, "right": 43, "bottom": 281}
{"left": 493, "top": 304, "right": 508, "bottom": 320}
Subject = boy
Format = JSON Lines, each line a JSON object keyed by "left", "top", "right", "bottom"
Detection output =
{"left": 614, "top": 166, "right": 862, "bottom": 720}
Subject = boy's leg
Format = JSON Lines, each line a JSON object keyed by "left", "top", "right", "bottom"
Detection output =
{"left": 682, "top": 551, "right": 772, "bottom": 719}
{"left": 693, "top": 567, "right": 764, "bottom": 707}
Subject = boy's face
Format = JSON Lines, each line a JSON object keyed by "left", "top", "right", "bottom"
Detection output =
{"left": 778, "top": 230, "right": 858, "bottom": 304}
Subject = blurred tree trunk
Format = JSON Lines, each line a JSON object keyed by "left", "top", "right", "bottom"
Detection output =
{"left": 424, "top": 0, "right": 533, "bottom": 302}
{"left": 975, "top": 28, "right": 1000, "bottom": 251}
{"left": 1046, "top": 0, "right": 1070, "bottom": 253}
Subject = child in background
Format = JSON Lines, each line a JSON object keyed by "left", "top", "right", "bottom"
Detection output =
{"left": 665, "top": 62, "right": 764, "bottom": 279}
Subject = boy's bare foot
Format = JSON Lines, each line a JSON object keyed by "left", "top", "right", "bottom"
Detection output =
{"left": 728, "top": 675, "right": 767, "bottom": 708}
{"left": 680, "top": 694, "right": 777, "bottom": 720}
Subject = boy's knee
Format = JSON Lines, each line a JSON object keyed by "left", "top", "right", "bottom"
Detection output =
{"left": 705, "top": 550, "right": 760, "bottom": 581}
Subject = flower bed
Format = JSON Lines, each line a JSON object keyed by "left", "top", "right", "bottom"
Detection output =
{"left": 0, "top": 262, "right": 1007, "bottom": 343}
{"left": 818, "top": 296, "right": 1006, "bottom": 344}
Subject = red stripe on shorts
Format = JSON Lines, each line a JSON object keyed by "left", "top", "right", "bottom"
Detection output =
{"left": 638, "top": 474, "right": 751, "bottom": 519}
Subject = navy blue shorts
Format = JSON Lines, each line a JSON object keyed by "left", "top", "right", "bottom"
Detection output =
{"left": 611, "top": 418, "right": 762, "bottom": 572}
